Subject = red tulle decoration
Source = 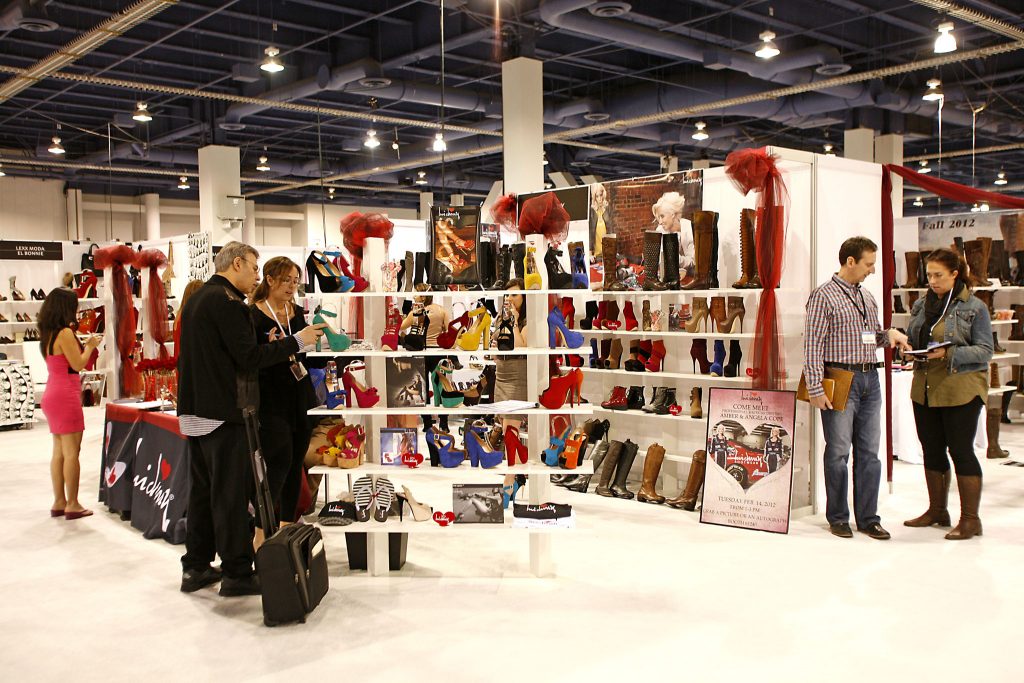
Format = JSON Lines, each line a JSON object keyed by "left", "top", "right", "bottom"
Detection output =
{"left": 94, "top": 245, "right": 139, "bottom": 396}
{"left": 518, "top": 192, "right": 569, "bottom": 243}
{"left": 340, "top": 211, "right": 395, "bottom": 258}
{"left": 133, "top": 249, "right": 170, "bottom": 360}
{"left": 490, "top": 193, "right": 518, "bottom": 230}
{"left": 725, "top": 147, "right": 789, "bottom": 391}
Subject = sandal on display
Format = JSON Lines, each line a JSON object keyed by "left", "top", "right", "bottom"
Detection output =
{"left": 305, "top": 251, "right": 348, "bottom": 293}
{"left": 502, "top": 478, "right": 524, "bottom": 509}
{"left": 326, "top": 250, "right": 369, "bottom": 292}
{"left": 495, "top": 315, "right": 516, "bottom": 351}
{"left": 73, "top": 271, "right": 97, "bottom": 299}
{"left": 437, "top": 305, "right": 469, "bottom": 350}
{"left": 373, "top": 477, "right": 395, "bottom": 523}
{"left": 465, "top": 428, "right": 505, "bottom": 469}
{"left": 543, "top": 416, "right": 572, "bottom": 467}
{"left": 353, "top": 475, "right": 374, "bottom": 522}
{"left": 325, "top": 389, "right": 349, "bottom": 410}
{"left": 398, "top": 486, "right": 433, "bottom": 522}
{"left": 380, "top": 299, "right": 402, "bottom": 351}
{"left": 402, "top": 307, "right": 430, "bottom": 351}
{"left": 544, "top": 246, "right": 574, "bottom": 290}
{"left": 339, "top": 425, "right": 365, "bottom": 468}
{"left": 312, "top": 307, "right": 351, "bottom": 352}
{"left": 341, "top": 362, "right": 380, "bottom": 408}
{"left": 431, "top": 359, "right": 466, "bottom": 408}
{"left": 434, "top": 430, "right": 467, "bottom": 468}
{"left": 504, "top": 424, "right": 528, "bottom": 465}
{"left": 10, "top": 276, "right": 25, "bottom": 301}
{"left": 455, "top": 304, "right": 491, "bottom": 351}
{"left": 561, "top": 426, "right": 589, "bottom": 470}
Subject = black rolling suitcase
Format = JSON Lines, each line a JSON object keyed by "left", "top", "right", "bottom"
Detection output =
{"left": 243, "top": 408, "right": 329, "bottom": 626}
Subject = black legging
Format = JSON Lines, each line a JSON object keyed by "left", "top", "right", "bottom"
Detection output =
{"left": 912, "top": 396, "right": 984, "bottom": 477}
{"left": 258, "top": 412, "right": 313, "bottom": 524}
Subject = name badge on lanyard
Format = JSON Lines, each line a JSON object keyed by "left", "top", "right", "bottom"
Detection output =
{"left": 862, "top": 330, "right": 875, "bottom": 345}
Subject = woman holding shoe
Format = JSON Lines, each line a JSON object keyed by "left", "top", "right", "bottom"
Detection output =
{"left": 904, "top": 247, "right": 993, "bottom": 540}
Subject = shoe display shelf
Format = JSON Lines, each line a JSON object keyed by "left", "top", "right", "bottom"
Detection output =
{"left": 304, "top": 282, "right": 592, "bottom": 577}
{"left": 0, "top": 360, "right": 36, "bottom": 428}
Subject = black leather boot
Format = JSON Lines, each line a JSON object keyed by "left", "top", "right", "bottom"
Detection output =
{"left": 662, "top": 232, "right": 680, "bottom": 290}
{"left": 708, "top": 212, "right": 720, "bottom": 288}
{"left": 478, "top": 241, "right": 497, "bottom": 289}
{"left": 566, "top": 438, "right": 610, "bottom": 492}
{"left": 544, "top": 246, "right": 574, "bottom": 289}
{"left": 610, "top": 440, "right": 638, "bottom": 499}
{"left": 413, "top": 251, "right": 430, "bottom": 290}
{"left": 626, "top": 385, "right": 646, "bottom": 411}
{"left": 490, "top": 244, "right": 511, "bottom": 290}
{"left": 579, "top": 301, "right": 599, "bottom": 330}
{"left": 511, "top": 242, "right": 526, "bottom": 281}
{"left": 893, "top": 294, "right": 906, "bottom": 314}
{"left": 642, "top": 231, "right": 668, "bottom": 291}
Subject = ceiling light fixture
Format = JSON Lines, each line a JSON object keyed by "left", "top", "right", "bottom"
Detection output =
{"left": 934, "top": 21, "right": 957, "bottom": 54}
{"left": 177, "top": 176, "right": 190, "bottom": 190}
{"left": 979, "top": 202, "right": 990, "bottom": 212}
{"left": 543, "top": 152, "right": 549, "bottom": 166}
{"left": 48, "top": 135, "right": 65, "bottom": 155}
{"left": 995, "top": 171, "right": 1008, "bottom": 186}
{"left": 328, "top": 187, "right": 335, "bottom": 198}
{"left": 256, "top": 155, "right": 270, "bottom": 172}
{"left": 913, "top": 198, "right": 924, "bottom": 207}
{"left": 756, "top": 31, "right": 780, "bottom": 59}
{"left": 918, "top": 159, "right": 932, "bottom": 174}
{"left": 823, "top": 143, "right": 835, "bottom": 156}
{"left": 364, "top": 129, "right": 380, "bottom": 149}
{"left": 260, "top": 46, "right": 284, "bottom": 73}
{"left": 691, "top": 121, "right": 709, "bottom": 141}
{"left": 415, "top": 170, "right": 428, "bottom": 186}
{"left": 432, "top": 132, "right": 447, "bottom": 152}
{"left": 132, "top": 102, "right": 152, "bottom": 122}
{"left": 922, "top": 78, "right": 944, "bottom": 102}
{"left": 0, "top": 164, "right": 5, "bottom": 177}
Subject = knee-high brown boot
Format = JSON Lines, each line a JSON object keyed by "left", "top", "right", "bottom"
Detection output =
{"left": 987, "top": 406, "right": 1009, "bottom": 459}
{"left": 946, "top": 475, "right": 983, "bottom": 540}
{"left": 682, "top": 211, "right": 714, "bottom": 290}
{"left": 602, "top": 236, "right": 626, "bottom": 291}
{"left": 902, "top": 252, "right": 921, "bottom": 288}
{"left": 733, "top": 208, "right": 760, "bottom": 288}
{"left": 666, "top": 449, "right": 707, "bottom": 510}
{"left": 595, "top": 440, "right": 624, "bottom": 497}
{"left": 903, "top": 469, "right": 951, "bottom": 527}
{"left": 636, "top": 443, "right": 666, "bottom": 504}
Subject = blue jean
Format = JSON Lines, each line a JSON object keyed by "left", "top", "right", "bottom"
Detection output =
{"left": 819, "top": 369, "right": 882, "bottom": 528}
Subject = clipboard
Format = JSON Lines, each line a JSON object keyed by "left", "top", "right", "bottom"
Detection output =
{"left": 797, "top": 367, "right": 854, "bottom": 411}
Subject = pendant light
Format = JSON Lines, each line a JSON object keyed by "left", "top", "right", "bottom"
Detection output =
{"left": 918, "top": 159, "right": 932, "bottom": 174}
{"left": 994, "top": 171, "right": 1008, "bottom": 186}
{"left": 256, "top": 154, "right": 270, "bottom": 172}
{"left": 756, "top": 31, "right": 780, "bottom": 59}
{"left": 432, "top": 132, "right": 447, "bottom": 152}
{"left": 177, "top": 176, "right": 190, "bottom": 189}
{"left": 934, "top": 22, "right": 956, "bottom": 54}
{"left": 913, "top": 198, "right": 924, "bottom": 207}
{"left": 132, "top": 102, "right": 152, "bottom": 122}
{"left": 364, "top": 129, "right": 380, "bottom": 149}
{"left": 48, "top": 135, "right": 65, "bottom": 155}
{"left": 691, "top": 122, "right": 709, "bottom": 141}
{"left": 922, "top": 78, "right": 944, "bottom": 101}
{"left": 415, "top": 170, "right": 428, "bottom": 185}
{"left": 261, "top": 46, "right": 284, "bottom": 73}
{"left": 0, "top": 163, "right": 5, "bottom": 177}
{"left": 328, "top": 187, "right": 335, "bottom": 199}
{"left": 822, "top": 143, "right": 835, "bottom": 156}
{"left": 979, "top": 202, "right": 990, "bottom": 212}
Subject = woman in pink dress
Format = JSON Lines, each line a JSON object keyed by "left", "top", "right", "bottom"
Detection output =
{"left": 38, "top": 288, "right": 102, "bottom": 520}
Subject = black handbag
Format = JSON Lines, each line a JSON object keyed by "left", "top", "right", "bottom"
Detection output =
{"left": 81, "top": 243, "right": 102, "bottom": 277}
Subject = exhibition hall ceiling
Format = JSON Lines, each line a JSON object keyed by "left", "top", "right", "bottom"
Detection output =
{"left": 0, "top": 0, "right": 1022, "bottom": 212}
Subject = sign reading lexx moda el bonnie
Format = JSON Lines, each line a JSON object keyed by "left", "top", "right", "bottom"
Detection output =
{"left": 0, "top": 240, "right": 64, "bottom": 260}
{"left": 700, "top": 388, "right": 797, "bottom": 534}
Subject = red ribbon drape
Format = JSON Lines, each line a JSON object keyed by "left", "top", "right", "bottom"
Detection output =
{"left": 725, "top": 147, "right": 789, "bottom": 390}
{"left": 133, "top": 249, "right": 169, "bottom": 360}
{"left": 340, "top": 212, "right": 394, "bottom": 338}
{"left": 94, "top": 245, "right": 139, "bottom": 396}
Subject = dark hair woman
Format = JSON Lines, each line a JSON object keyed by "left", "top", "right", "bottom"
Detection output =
{"left": 38, "top": 287, "right": 103, "bottom": 520}
{"left": 249, "top": 257, "right": 316, "bottom": 541}
{"left": 904, "top": 247, "right": 992, "bottom": 540}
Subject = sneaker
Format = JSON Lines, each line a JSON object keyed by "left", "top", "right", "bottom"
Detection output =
{"left": 829, "top": 522, "right": 854, "bottom": 538}
{"left": 218, "top": 574, "right": 261, "bottom": 597}
{"left": 858, "top": 522, "right": 891, "bottom": 540}
{"left": 180, "top": 566, "right": 222, "bottom": 593}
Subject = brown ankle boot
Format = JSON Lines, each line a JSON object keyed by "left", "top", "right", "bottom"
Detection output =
{"left": 666, "top": 449, "right": 707, "bottom": 510}
{"left": 689, "top": 387, "right": 703, "bottom": 419}
{"left": 709, "top": 296, "right": 727, "bottom": 332}
{"left": 946, "top": 475, "right": 983, "bottom": 540}
{"left": 636, "top": 443, "right": 666, "bottom": 504}
{"left": 904, "top": 469, "right": 951, "bottom": 527}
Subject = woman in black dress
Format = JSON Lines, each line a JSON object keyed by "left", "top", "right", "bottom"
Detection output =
{"left": 764, "top": 427, "right": 784, "bottom": 474}
{"left": 710, "top": 423, "right": 730, "bottom": 470}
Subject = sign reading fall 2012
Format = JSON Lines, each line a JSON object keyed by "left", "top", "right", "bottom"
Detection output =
{"left": 699, "top": 388, "right": 797, "bottom": 534}
{"left": 0, "top": 240, "right": 63, "bottom": 261}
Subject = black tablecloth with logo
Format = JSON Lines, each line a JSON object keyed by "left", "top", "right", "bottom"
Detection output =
{"left": 98, "top": 403, "right": 189, "bottom": 544}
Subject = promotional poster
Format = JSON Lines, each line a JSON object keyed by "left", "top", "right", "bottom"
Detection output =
{"left": 918, "top": 210, "right": 1022, "bottom": 250}
{"left": 699, "top": 388, "right": 796, "bottom": 534}
{"left": 429, "top": 205, "right": 480, "bottom": 285}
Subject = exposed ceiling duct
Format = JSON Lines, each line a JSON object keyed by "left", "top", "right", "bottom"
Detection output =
{"left": 0, "top": 0, "right": 177, "bottom": 103}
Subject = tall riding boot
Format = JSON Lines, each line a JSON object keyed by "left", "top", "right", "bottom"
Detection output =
{"left": 987, "top": 406, "right": 1009, "bottom": 459}
{"left": 636, "top": 443, "right": 666, "bottom": 503}
{"left": 477, "top": 241, "right": 495, "bottom": 289}
{"left": 733, "top": 208, "right": 759, "bottom": 288}
{"left": 902, "top": 252, "right": 921, "bottom": 289}
{"left": 662, "top": 232, "right": 680, "bottom": 289}
{"left": 595, "top": 441, "right": 625, "bottom": 497}
{"left": 978, "top": 236, "right": 993, "bottom": 285}
{"left": 490, "top": 244, "right": 511, "bottom": 290}
{"left": 945, "top": 475, "right": 983, "bottom": 540}
{"left": 903, "top": 469, "right": 951, "bottom": 527}
{"left": 610, "top": 440, "right": 638, "bottom": 499}
{"left": 974, "top": 290, "right": 994, "bottom": 316}
{"left": 993, "top": 331, "right": 1006, "bottom": 353}
{"left": 991, "top": 239, "right": 1012, "bottom": 285}
{"left": 964, "top": 240, "right": 991, "bottom": 288}
{"left": 1012, "top": 306, "right": 1024, "bottom": 340}
{"left": 708, "top": 211, "right": 720, "bottom": 288}
{"left": 602, "top": 236, "right": 626, "bottom": 291}
{"left": 642, "top": 231, "right": 668, "bottom": 291}
{"left": 1002, "top": 380, "right": 1015, "bottom": 423}
{"left": 666, "top": 449, "right": 707, "bottom": 510}
{"left": 413, "top": 252, "right": 430, "bottom": 289}
{"left": 918, "top": 250, "right": 932, "bottom": 289}
{"left": 682, "top": 211, "right": 714, "bottom": 290}
{"left": 566, "top": 439, "right": 610, "bottom": 493}
{"left": 510, "top": 242, "right": 527, "bottom": 281}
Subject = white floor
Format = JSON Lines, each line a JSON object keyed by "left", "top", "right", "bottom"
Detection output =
{"left": 3, "top": 406, "right": 1024, "bottom": 682}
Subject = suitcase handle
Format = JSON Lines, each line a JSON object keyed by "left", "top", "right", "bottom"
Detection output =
{"left": 243, "top": 407, "right": 277, "bottom": 532}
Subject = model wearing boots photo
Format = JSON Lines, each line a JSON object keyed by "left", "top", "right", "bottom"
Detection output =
{"left": 589, "top": 182, "right": 616, "bottom": 257}
{"left": 904, "top": 248, "right": 993, "bottom": 541}
{"left": 803, "top": 236, "right": 910, "bottom": 540}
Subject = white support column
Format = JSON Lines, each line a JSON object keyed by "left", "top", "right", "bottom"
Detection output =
{"left": 243, "top": 199, "right": 257, "bottom": 245}
{"left": 65, "top": 188, "right": 84, "bottom": 240}
{"left": 198, "top": 145, "right": 241, "bottom": 244}
{"left": 844, "top": 128, "right": 875, "bottom": 163}
{"left": 662, "top": 155, "right": 679, "bottom": 173}
{"left": 449, "top": 193, "right": 465, "bottom": 207}
{"left": 875, "top": 134, "right": 904, "bottom": 219}
{"left": 691, "top": 159, "right": 711, "bottom": 170}
{"left": 418, "top": 192, "right": 434, "bottom": 221}
{"left": 143, "top": 193, "right": 160, "bottom": 241}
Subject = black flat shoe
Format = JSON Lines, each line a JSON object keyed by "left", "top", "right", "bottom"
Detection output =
{"left": 858, "top": 522, "right": 891, "bottom": 540}
{"left": 219, "top": 574, "right": 261, "bottom": 597}
{"left": 180, "top": 566, "right": 222, "bottom": 593}
{"left": 829, "top": 522, "right": 853, "bottom": 538}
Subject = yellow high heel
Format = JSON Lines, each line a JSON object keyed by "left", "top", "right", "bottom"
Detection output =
{"left": 456, "top": 305, "right": 492, "bottom": 351}
{"left": 525, "top": 246, "right": 543, "bottom": 290}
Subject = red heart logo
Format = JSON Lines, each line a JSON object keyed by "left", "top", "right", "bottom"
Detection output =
{"left": 668, "top": 404, "right": 683, "bottom": 416}
{"left": 107, "top": 471, "right": 116, "bottom": 484}
{"left": 401, "top": 452, "right": 424, "bottom": 468}
{"left": 432, "top": 511, "right": 455, "bottom": 527}
{"left": 160, "top": 459, "right": 171, "bottom": 480}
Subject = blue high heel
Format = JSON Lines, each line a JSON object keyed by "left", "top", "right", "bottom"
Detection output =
{"left": 709, "top": 339, "right": 727, "bottom": 377}
{"left": 466, "top": 430, "right": 504, "bottom": 469}
{"left": 313, "top": 307, "right": 351, "bottom": 351}
{"left": 547, "top": 305, "right": 585, "bottom": 349}
{"left": 321, "top": 251, "right": 356, "bottom": 292}
{"left": 543, "top": 416, "right": 572, "bottom": 467}
{"left": 325, "top": 389, "right": 348, "bottom": 409}
{"left": 571, "top": 246, "right": 589, "bottom": 289}
{"left": 434, "top": 432, "right": 466, "bottom": 468}
{"left": 502, "top": 478, "right": 524, "bottom": 509}
{"left": 589, "top": 338, "right": 599, "bottom": 368}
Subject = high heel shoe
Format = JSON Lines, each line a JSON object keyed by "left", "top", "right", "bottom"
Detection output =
{"left": 525, "top": 245, "right": 543, "bottom": 290}
{"left": 589, "top": 338, "right": 600, "bottom": 368}
{"left": 434, "top": 431, "right": 466, "bottom": 468}
{"left": 339, "top": 425, "right": 365, "bottom": 468}
{"left": 580, "top": 301, "right": 599, "bottom": 330}
{"left": 466, "top": 429, "right": 505, "bottom": 469}
{"left": 561, "top": 297, "right": 575, "bottom": 329}
{"left": 709, "top": 296, "right": 727, "bottom": 333}
{"left": 502, "top": 478, "right": 524, "bottom": 509}
{"left": 380, "top": 298, "right": 402, "bottom": 351}
{"left": 325, "top": 389, "right": 349, "bottom": 409}
{"left": 341, "top": 362, "right": 380, "bottom": 408}
{"left": 562, "top": 427, "right": 588, "bottom": 470}
{"left": 544, "top": 416, "right": 572, "bottom": 467}
{"left": 504, "top": 424, "right": 528, "bottom": 465}
{"left": 547, "top": 305, "right": 585, "bottom": 349}
{"left": 544, "top": 246, "right": 573, "bottom": 289}
{"left": 718, "top": 296, "right": 746, "bottom": 333}
{"left": 9, "top": 276, "right": 25, "bottom": 302}
{"left": 642, "top": 299, "right": 652, "bottom": 331}
{"left": 645, "top": 339, "right": 666, "bottom": 372}
{"left": 709, "top": 340, "right": 727, "bottom": 376}
{"left": 328, "top": 250, "right": 369, "bottom": 292}
{"left": 437, "top": 310, "right": 469, "bottom": 349}
{"left": 724, "top": 340, "right": 743, "bottom": 377}
{"left": 592, "top": 300, "right": 607, "bottom": 330}
{"left": 73, "top": 271, "right": 97, "bottom": 299}
{"left": 456, "top": 304, "right": 491, "bottom": 351}
{"left": 605, "top": 338, "right": 623, "bottom": 369}
{"left": 601, "top": 300, "right": 621, "bottom": 330}
{"left": 313, "top": 307, "right": 352, "bottom": 351}
{"left": 305, "top": 251, "right": 347, "bottom": 293}
{"left": 623, "top": 301, "right": 638, "bottom": 331}
{"left": 684, "top": 297, "right": 709, "bottom": 333}
{"left": 539, "top": 367, "right": 583, "bottom": 409}
{"left": 425, "top": 426, "right": 446, "bottom": 467}
{"left": 496, "top": 315, "right": 516, "bottom": 351}
{"left": 402, "top": 308, "right": 429, "bottom": 351}
{"left": 690, "top": 339, "right": 712, "bottom": 375}
{"left": 399, "top": 486, "right": 433, "bottom": 521}
{"left": 571, "top": 244, "right": 589, "bottom": 289}
{"left": 431, "top": 360, "right": 465, "bottom": 408}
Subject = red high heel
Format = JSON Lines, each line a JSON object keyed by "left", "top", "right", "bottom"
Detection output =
{"left": 538, "top": 367, "right": 582, "bottom": 410}
{"left": 74, "top": 271, "right": 97, "bottom": 299}
{"left": 690, "top": 339, "right": 712, "bottom": 374}
{"left": 342, "top": 362, "right": 380, "bottom": 408}
{"left": 437, "top": 311, "right": 469, "bottom": 349}
{"left": 623, "top": 301, "right": 638, "bottom": 331}
{"left": 561, "top": 297, "right": 575, "bottom": 330}
{"left": 593, "top": 300, "right": 607, "bottom": 329}
{"left": 380, "top": 298, "right": 402, "bottom": 350}
{"left": 332, "top": 252, "right": 369, "bottom": 292}
{"left": 645, "top": 339, "right": 667, "bottom": 372}
{"left": 504, "top": 425, "right": 528, "bottom": 465}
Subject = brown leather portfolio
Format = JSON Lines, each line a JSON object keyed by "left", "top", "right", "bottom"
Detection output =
{"left": 797, "top": 367, "right": 854, "bottom": 411}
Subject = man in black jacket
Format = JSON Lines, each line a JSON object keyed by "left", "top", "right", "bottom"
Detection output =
{"left": 177, "top": 241, "right": 324, "bottom": 596}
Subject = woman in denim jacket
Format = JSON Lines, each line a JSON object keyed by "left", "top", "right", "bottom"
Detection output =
{"left": 904, "top": 247, "right": 992, "bottom": 540}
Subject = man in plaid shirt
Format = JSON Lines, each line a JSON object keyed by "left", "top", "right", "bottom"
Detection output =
{"left": 804, "top": 237, "right": 909, "bottom": 540}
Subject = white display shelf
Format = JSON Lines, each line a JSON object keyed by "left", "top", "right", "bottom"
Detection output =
{"left": 590, "top": 287, "right": 756, "bottom": 297}
{"left": 989, "top": 387, "right": 1016, "bottom": 395}
{"left": 584, "top": 328, "right": 759, "bottom": 339}
{"left": 310, "top": 288, "right": 592, "bottom": 299}
{"left": 309, "top": 405, "right": 595, "bottom": 417}
{"left": 593, "top": 406, "right": 705, "bottom": 422}
{"left": 307, "top": 347, "right": 591, "bottom": 358}
{"left": 310, "top": 462, "right": 593, "bottom": 476}
{"left": 314, "top": 520, "right": 574, "bottom": 534}
{"left": 564, "top": 366, "right": 749, "bottom": 382}
{"left": 993, "top": 353, "right": 1019, "bottom": 362}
